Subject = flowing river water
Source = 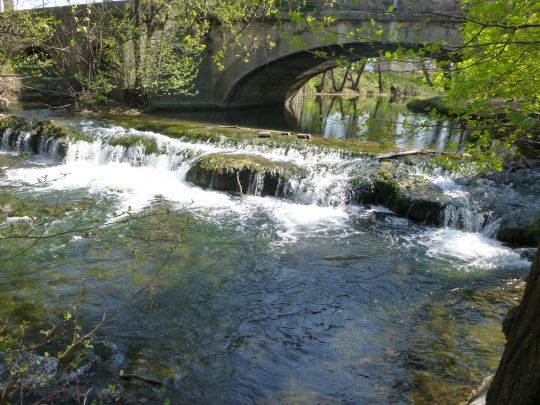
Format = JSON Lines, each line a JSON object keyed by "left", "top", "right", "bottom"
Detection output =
{"left": 0, "top": 97, "right": 536, "bottom": 403}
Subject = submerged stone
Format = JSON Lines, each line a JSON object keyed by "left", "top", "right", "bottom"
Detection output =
{"left": 186, "top": 154, "right": 305, "bottom": 197}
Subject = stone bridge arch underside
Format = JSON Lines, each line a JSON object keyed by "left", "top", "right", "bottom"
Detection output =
{"left": 150, "top": 13, "right": 462, "bottom": 110}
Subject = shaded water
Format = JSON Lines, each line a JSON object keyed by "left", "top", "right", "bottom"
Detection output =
{"left": 0, "top": 103, "right": 534, "bottom": 403}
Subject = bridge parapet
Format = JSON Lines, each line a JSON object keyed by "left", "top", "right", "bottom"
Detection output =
{"left": 275, "top": 0, "right": 461, "bottom": 13}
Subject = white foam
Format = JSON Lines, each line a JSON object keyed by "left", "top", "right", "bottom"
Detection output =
{"left": 423, "top": 228, "right": 529, "bottom": 271}
{"left": 432, "top": 175, "right": 468, "bottom": 198}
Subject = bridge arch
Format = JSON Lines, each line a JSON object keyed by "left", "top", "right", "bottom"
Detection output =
{"left": 211, "top": 15, "right": 462, "bottom": 109}
{"left": 221, "top": 42, "right": 435, "bottom": 108}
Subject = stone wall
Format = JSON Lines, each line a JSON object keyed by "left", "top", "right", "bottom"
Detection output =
{"left": 0, "top": 76, "right": 77, "bottom": 108}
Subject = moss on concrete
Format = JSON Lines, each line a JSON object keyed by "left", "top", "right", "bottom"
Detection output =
{"left": 102, "top": 114, "right": 384, "bottom": 155}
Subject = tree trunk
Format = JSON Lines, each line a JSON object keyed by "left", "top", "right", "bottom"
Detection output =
{"left": 338, "top": 63, "right": 352, "bottom": 93}
{"left": 132, "top": 0, "right": 143, "bottom": 96}
{"left": 329, "top": 69, "right": 339, "bottom": 93}
{"left": 487, "top": 246, "right": 540, "bottom": 404}
{"left": 377, "top": 57, "right": 384, "bottom": 94}
{"left": 315, "top": 71, "right": 326, "bottom": 93}
{"left": 351, "top": 61, "right": 366, "bottom": 92}
{"left": 421, "top": 61, "right": 433, "bottom": 86}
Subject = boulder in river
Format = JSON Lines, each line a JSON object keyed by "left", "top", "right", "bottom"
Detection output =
{"left": 496, "top": 218, "right": 540, "bottom": 248}
{"left": 186, "top": 154, "right": 306, "bottom": 197}
{"left": 353, "top": 161, "right": 451, "bottom": 226}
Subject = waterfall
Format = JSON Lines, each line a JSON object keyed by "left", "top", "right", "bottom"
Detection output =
{"left": 1, "top": 121, "right": 366, "bottom": 212}
{"left": 1, "top": 118, "right": 520, "bottom": 240}
{"left": 443, "top": 204, "right": 492, "bottom": 233}
{"left": 0, "top": 127, "right": 63, "bottom": 159}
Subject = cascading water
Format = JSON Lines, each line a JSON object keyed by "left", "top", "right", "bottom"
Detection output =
{"left": 0, "top": 119, "right": 528, "bottom": 239}
{"left": 1, "top": 120, "right": 375, "bottom": 215}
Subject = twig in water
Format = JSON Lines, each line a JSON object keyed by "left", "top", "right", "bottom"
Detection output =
{"left": 236, "top": 172, "right": 244, "bottom": 202}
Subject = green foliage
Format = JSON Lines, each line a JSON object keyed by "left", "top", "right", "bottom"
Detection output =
{"left": 446, "top": 0, "right": 540, "bottom": 116}
{"left": 0, "top": 10, "right": 57, "bottom": 75}
{"left": 57, "top": 0, "right": 281, "bottom": 104}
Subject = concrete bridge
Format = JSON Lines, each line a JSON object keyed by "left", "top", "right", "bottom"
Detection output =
{"left": 35, "top": 0, "right": 463, "bottom": 110}
{"left": 150, "top": 0, "right": 463, "bottom": 110}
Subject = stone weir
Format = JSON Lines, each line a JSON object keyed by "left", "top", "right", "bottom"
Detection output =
{"left": 1, "top": 115, "right": 539, "bottom": 248}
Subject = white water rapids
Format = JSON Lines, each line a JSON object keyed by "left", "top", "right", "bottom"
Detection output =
{"left": 0, "top": 119, "right": 530, "bottom": 270}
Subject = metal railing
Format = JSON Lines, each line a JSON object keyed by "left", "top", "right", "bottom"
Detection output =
{"left": 1, "top": 0, "right": 460, "bottom": 13}
{"left": 1, "top": 0, "right": 124, "bottom": 11}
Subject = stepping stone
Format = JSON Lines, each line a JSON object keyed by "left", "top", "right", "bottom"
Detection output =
{"left": 258, "top": 131, "right": 271, "bottom": 138}
{"left": 297, "top": 133, "right": 311, "bottom": 140}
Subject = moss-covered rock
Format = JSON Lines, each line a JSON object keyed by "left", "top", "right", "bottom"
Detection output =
{"left": 353, "top": 161, "right": 450, "bottom": 226}
{"left": 186, "top": 154, "right": 306, "bottom": 197}
{"left": 108, "top": 135, "right": 159, "bottom": 155}
{"left": 496, "top": 218, "right": 540, "bottom": 248}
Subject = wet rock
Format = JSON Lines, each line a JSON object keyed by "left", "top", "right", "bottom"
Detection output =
{"left": 186, "top": 154, "right": 305, "bottom": 197}
{"left": 354, "top": 161, "right": 450, "bottom": 226}
{"left": 108, "top": 135, "right": 159, "bottom": 155}
{"left": 487, "top": 245, "right": 540, "bottom": 404}
{"left": 0, "top": 116, "right": 74, "bottom": 159}
{"left": 462, "top": 170, "right": 540, "bottom": 246}
{"left": 258, "top": 131, "right": 271, "bottom": 138}
{"left": 0, "top": 97, "right": 8, "bottom": 112}
{"left": 517, "top": 248, "right": 538, "bottom": 261}
{"left": 496, "top": 217, "right": 540, "bottom": 248}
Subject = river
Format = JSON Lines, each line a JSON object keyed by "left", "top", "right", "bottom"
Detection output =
{"left": 0, "top": 97, "right": 535, "bottom": 403}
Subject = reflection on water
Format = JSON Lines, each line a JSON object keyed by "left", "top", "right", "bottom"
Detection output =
{"left": 289, "top": 96, "right": 466, "bottom": 151}
{"left": 163, "top": 96, "right": 466, "bottom": 152}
